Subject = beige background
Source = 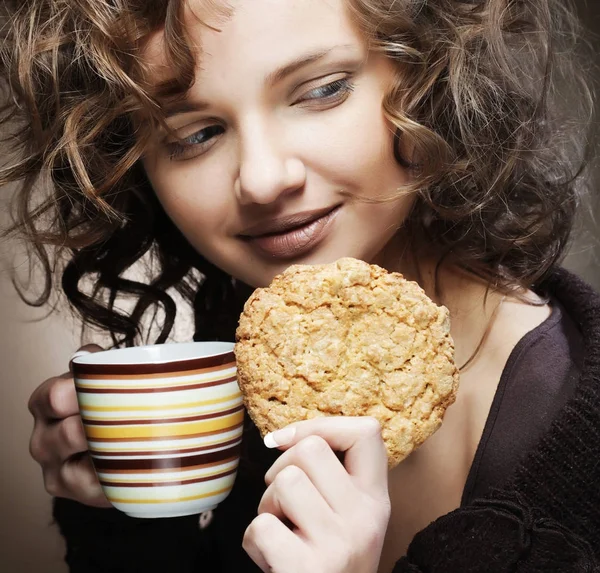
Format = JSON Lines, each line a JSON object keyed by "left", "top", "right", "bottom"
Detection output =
{"left": 1, "top": 3, "right": 599, "bottom": 571}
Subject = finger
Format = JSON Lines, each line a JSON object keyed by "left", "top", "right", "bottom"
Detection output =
{"left": 44, "top": 415, "right": 89, "bottom": 463}
{"left": 243, "top": 513, "right": 306, "bottom": 573}
{"left": 265, "top": 435, "right": 354, "bottom": 514}
{"left": 60, "top": 453, "right": 112, "bottom": 508}
{"left": 264, "top": 417, "right": 388, "bottom": 493}
{"left": 28, "top": 375, "right": 80, "bottom": 422}
{"left": 29, "top": 414, "right": 87, "bottom": 465}
{"left": 258, "top": 465, "right": 335, "bottom": 540}
{"left": 68, "top": 344, "right": 104, "bottom": 373}
{"left": 41, "top": 453, "right": 110, "bottom": 508}
{"left": 29, "top": 418, "right": 52, "bottom": 465}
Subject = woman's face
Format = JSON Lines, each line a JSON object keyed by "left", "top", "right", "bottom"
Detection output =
{"left": 143, "top": 0, "right": 414, "bottom": 288}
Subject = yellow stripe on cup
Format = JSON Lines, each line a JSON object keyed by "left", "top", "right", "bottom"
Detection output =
{"left": 80, "top": 392, "right": 242, "bottom": 413}
{"left": 109, "top": 486, "right": 232, "bottom": 504}
{"left": 81, "top": 399, "right": 242, "bottom": 422}
{"left": 84, "top": 410, "right": 244, "bottom": 439}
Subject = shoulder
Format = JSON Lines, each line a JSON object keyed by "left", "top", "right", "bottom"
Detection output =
{"left": 456, "top": 268, "right": 600, "bottom": 558}
{"left": 543, "top": 268, "right": 600, "bottom": 334}
{"left": 495, "top": 268, "right": 600, "bottom": 553}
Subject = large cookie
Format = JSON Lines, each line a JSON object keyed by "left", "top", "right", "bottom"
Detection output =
{"left": 235, "top": 258, "right": 459, "bottom": 467}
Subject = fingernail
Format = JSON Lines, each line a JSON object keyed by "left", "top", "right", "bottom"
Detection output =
{"left": 70, "top": 350, "right": 91, "bottom": 362}
{"left": 264, "top": 427, "right": 296, "bottom": 449}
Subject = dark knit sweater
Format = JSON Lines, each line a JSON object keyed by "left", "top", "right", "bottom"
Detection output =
{"left": 53, "top": 268, "right": 600, "bottom": 572}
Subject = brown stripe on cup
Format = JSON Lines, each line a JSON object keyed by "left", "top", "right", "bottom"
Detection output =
{"left": 76, "top": 375, "right": 237, "bottom": 394}
{"left": 91, "top": 443, "right": 241, "bottom": 472}
{"left": 99, "top": 467, "right": 238, "bottom": 488}
{"left": 73, "top": 353, "right": 235, "bottom": 377}
{"left": 95, "top": 458, "right": 236, "bottom": 475}
{"left": 88, "top": 436, "right": 243, "bottom": 458}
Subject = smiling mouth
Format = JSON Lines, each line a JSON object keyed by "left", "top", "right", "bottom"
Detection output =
{"left": 240, "top": 205, "right": 341, "bottom": 259}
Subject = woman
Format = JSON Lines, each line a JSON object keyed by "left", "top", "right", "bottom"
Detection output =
{"left": 1, "top": 0, "right": 599, "bottom": 571}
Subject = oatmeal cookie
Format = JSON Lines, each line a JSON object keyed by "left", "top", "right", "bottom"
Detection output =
{"left": 235, "top": 257, "right": 459, "bottom": 467}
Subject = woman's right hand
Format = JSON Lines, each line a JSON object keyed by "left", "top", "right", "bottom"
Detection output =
{"left": 28, "top": 344, "right": 112, "bottom": 508}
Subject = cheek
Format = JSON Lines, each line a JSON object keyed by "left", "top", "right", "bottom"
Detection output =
{"left": 146, "top": 162, "right": 233, "bottom": 232}
{"left": 311, "top": 101, "right": 403, "bottom": 188}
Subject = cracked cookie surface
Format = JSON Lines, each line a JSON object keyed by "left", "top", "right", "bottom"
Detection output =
{"left": 235, "top": 258, "right": 459, "bottom": 467}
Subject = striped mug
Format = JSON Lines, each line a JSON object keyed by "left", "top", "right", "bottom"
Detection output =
{"left": 71, "top": 341, "right": 243, "bottom": 519}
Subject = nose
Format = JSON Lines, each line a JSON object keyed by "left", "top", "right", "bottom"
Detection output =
{"left": 235, "top": 119, "right": 306, "bottom": 206}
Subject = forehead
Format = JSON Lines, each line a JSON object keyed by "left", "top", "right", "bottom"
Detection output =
{"left": 142, "top": 0, "right": 364, "bottom": 84}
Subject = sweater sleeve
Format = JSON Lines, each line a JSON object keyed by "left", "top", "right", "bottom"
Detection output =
{"left": 391, "top": 498, "right": 598, "bottom": 573}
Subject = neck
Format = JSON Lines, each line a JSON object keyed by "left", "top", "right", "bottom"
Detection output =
{"left": 372, "top": 234, "right": 517, "bottom": 369}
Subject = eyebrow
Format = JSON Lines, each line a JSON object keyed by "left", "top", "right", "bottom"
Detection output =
{"left": 164, "top": 100, "right": 210, "bottom": 119}
{"left": 162, "top": 44, "right": 357, "bottom": 119}
{"left": 265, "top": 44, "right": 356, "bottom": 87}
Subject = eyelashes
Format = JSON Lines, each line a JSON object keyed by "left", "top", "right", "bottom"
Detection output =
{"left": 296, "top": 76, "right": 355, "bottom": 105}
{"left": 167, "top": 124, "right": 225, "bottom": 160}
{"left": 166, "top": 76, "right": 355, "bottom": 161}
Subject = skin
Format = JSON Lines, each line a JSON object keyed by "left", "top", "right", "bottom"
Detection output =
{"left": 28, "top": 1, "right": 552, "bottom": 572}
{"left": 142, "top": 0, "right": 415, "bottom": 289}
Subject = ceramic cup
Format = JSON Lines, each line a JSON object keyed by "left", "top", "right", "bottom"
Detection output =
{"left": 71, "top": 341, "right": 242, "bottom": 519}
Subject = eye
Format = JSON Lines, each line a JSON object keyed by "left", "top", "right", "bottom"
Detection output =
{"left": 295, "top": 76, "right": 355, "bottom": 107}
{"left": 166, "top": 124, "right": 225, "bottom": 161}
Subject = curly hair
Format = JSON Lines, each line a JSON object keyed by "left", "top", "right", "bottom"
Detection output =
{"left": 0, "top": 0, "right": 594, "bottom": 346}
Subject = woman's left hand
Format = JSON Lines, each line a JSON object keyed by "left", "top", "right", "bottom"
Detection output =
{"left": 243, "top": 417, "right": 391, "bottom": 573}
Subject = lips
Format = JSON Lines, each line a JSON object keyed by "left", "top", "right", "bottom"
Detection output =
{"left": 239, "top": 205, "right": 341, "bottom": 259}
